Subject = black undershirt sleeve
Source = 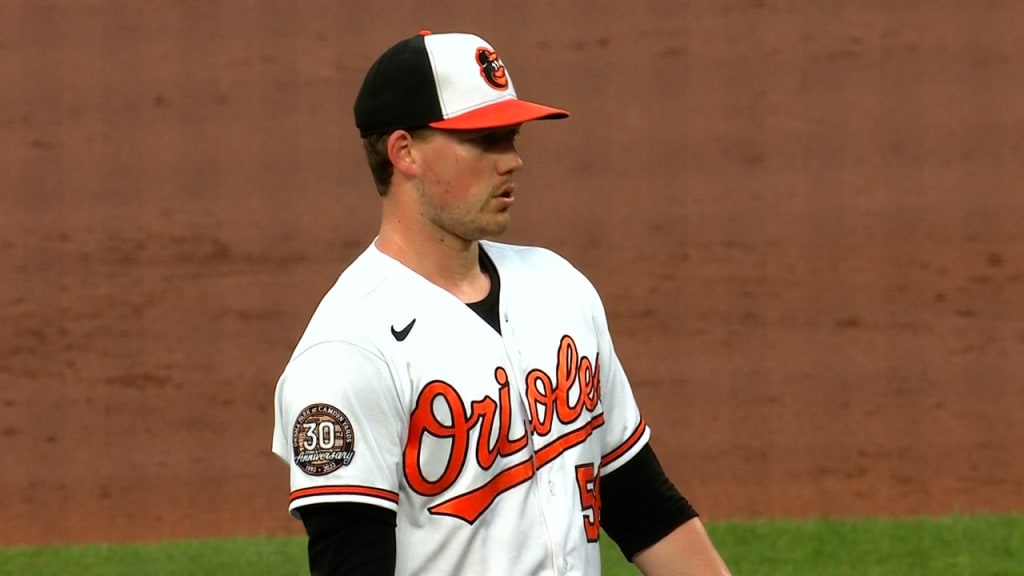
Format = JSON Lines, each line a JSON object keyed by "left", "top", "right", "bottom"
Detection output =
{"left": 600, "top": 444, "right": 699, "bottom": 561}
{"left": 299, "top": 502, "right": 396, "bottom": 576}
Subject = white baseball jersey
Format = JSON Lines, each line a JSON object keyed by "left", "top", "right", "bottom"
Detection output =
{"left": 272, "top": 240, "right": 651, "bottom": 576}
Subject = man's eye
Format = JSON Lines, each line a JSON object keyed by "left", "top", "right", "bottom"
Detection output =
{"left": 480, "top": 132, "right": 516, "bottom": 148}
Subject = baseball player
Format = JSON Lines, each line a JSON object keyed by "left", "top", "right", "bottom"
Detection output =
{"left": 271, "top": 30, "right": 732, "bottom": 576}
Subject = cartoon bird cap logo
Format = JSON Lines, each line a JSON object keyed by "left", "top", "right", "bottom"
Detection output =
{"left": 476, "top": 48, "right": 509, "bottom": 91}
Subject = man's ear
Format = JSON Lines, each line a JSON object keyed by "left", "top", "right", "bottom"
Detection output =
{"left": 388, "top": 130, "right": 420, "bottom": 180}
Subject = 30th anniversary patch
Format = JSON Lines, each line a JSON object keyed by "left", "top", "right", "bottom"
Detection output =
{"left": 292, "top": 403, "right": 355, "bottom": 476}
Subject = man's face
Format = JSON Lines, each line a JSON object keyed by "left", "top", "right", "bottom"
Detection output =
{"left": 413, "top": 126, "right": 524, "bottom": 241}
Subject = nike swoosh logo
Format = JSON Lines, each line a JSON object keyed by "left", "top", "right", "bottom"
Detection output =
{"left": 391, "top": 318, "right": 416, "bottom": 342}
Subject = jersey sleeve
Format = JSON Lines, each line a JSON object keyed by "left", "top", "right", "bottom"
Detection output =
{"left": 588, "top": 285, "right": 651, "bottom": 476}
{"left": 271, "top": 340, "right": 406, "bottom": 518}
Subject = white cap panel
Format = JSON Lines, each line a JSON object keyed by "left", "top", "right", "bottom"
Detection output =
{"left": 423, "top": 33, "right": 519, "bottom": 119}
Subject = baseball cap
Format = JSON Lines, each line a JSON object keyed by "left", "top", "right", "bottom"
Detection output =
{"left": 354, "top": 30, "right": 569, "bottom": 137}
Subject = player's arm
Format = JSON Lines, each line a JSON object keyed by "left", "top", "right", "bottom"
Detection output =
{"left": 631, "top": 517, "right": 731, "bottom": 576}
{"left": 300, "top": 502, "right": 396, "bottom": 576}
{"left": 601, "top": 445, "right": 731, "bottom": 576}
{"left": 578, "top": 270, "right": 730, "bottom": 573}
{"left": 271, "top": 341, "right": 408, "bottom": 576}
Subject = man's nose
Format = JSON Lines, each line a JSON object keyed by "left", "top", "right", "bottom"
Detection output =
{"left": 499, "top": 150, "right": 524, "bottom": 174}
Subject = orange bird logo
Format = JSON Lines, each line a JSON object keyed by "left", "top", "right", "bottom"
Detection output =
{"left": 477, "top": 48, "right": 509, "bottom": 91}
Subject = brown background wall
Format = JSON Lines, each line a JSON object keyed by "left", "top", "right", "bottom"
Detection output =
{"left": 2, "top": 0, "right": 1022, "bottom": 546}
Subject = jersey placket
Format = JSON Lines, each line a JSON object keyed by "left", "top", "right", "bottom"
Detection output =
{"left": 496, "top": 304, "right": 577, "bottom": 575}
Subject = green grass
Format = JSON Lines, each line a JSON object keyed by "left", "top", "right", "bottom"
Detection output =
{"left": 0, "top": 536, "right": 309, "bottom": 576}
{"left": 0, "top": 514, "right": 1020, "bottom": 575}
{"left": 703, "top": 514, "right": 1024, "bottom": 576}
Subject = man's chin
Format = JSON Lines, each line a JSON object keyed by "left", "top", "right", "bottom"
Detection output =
{"left": 477, "top": 218, "right": 511, "bottom": 239}
{"left": 479, "top": 231, "right": 508, "bottom": 241}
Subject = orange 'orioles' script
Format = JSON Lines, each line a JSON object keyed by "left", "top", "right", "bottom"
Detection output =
{"left": 404, "top": 335, "right": 603, "bottom": 523}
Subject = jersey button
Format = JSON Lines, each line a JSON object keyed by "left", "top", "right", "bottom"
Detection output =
{"left": 562, "top": 558, "right": 570, "bottom": 571}
{"left": 548, "top": 481, "right": 556, "bottom": 495}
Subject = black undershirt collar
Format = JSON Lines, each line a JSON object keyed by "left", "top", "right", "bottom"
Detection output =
{"left": 467, "top": 247, "right": 502, "bottom": 335}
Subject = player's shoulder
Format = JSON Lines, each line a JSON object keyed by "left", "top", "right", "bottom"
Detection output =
{"left": 482, "top": 240, "right": 584, "bottom": 277}
{"left": 288, "top": 243, "right": 406, "bottom": 357}
{"left": 318, "top": 244, "right": 395, "bottom": 312}
{"left": 482, "top": 240, "right": 599, "bottom": 293}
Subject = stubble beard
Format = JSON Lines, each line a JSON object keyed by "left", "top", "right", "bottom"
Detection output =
{"left": 442, "top": 210, "right": 510, "bottom": 242}
{"left": 418, "top": 181, "right": 511, "bottom": 242}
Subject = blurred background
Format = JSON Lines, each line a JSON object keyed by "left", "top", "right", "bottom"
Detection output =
{"left": 1, "top": 0, "right": 1021, "bottom": 548}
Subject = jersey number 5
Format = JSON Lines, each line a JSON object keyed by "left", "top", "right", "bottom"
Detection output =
{"left": 574, "top": 464, "right": 601, "bottom": 542}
